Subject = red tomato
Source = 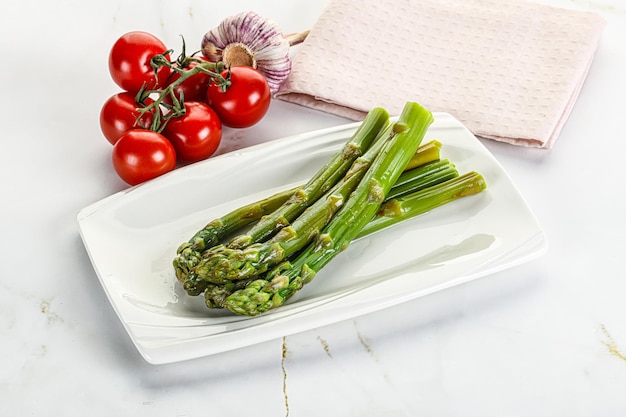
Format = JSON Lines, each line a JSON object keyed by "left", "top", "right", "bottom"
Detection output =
{"left": 163, "top": 57, "right": 213, "bottom": 105}
{"left": 206, "top": 66, "right": 271, "bottom": 128}
{"left": 112, "top": 130, "right": 176, "bottom": 185}
{"left": 108, "top": 31, "right": 171, "bottom": 93}
{"left": 162, "top": 102, "right": 222, "bottom": 162}
{"left": 99, "top": 92, "right": 159, "bottom": 145}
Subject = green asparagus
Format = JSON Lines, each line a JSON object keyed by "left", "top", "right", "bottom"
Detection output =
{"left": 202, "top": 157, "right": 459, "bottom": 306}
{"left": 173, "top": 187, "right": 294, "bottom": 293}
{"left": 170, "top": 102, "right": 488, "bottom": 316}
{"left": 404, "top": 139, "right": 442, "bottom": 171}
{"left": 227, "top": 107, "right": 390, "bottom": 250}
{"left": 222, "top": 101, "right": 434, "bottom": 315}
{"left": 385, "top": 159, "right": 458, "bottom": 200}
{"left": 177, "top": 138, "right": 445, "bottom": 296}
{"left": 357, "top": 171, "right": 486, "bottom": 237}
{"left": 191, "top": 122, "right": 398, "bottom": 285}
{"left": 173, "top": 107, "right": 389, "bottom": 292}
{"left": 205, "top": 170, "right": 486, "bottom": 309}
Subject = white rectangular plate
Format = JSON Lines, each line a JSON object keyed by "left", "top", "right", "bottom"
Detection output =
{"left": 77, "top": 113, "right": 547, "bottom": 364}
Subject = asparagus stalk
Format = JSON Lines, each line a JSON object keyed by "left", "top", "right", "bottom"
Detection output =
{"left": 202, "top": 157, "right": 458, "bottom": 305}
{"left": 177, "top": 139, "right": 445, "bottom": 296}
{"left": 227, "top": 107, "right": 390, "bottom": 250}
{"left": 177, "top": 139, "right": 440, "bottom": 252}
{"left": 184, "top": 188, "right": 294, "bottom": 253}
{"left": 222, "top": 101, "right": 434, "bottom": 315}
{"left": 204, "top": 170, "right": 486, "bottom": 309}
{"left": 173, "top": 107, "right": 388, "bottom": 291}
{"left": 190, "top": 159, "right": 457, "bottom": 297}
{"left": 385, "top": 159, "right": 458, "bottom": 200}
{"left": 191, "top": 122, "right": 397, "bottom": 285}
{"left": 404, "top": 139, "right": 441, "bottom": 171}
{"left": 173, "top": 187, "right": 294, "bottom": 291}
{"left": 357, "top": 171, "right": 486, "bottom": 237}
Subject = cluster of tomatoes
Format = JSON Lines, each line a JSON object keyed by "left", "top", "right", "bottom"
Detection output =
{"left": 99, "top": 31, "right": 271, "bottom": 185}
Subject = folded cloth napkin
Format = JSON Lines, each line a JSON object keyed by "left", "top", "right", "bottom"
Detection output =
{"left": 276, "top": 0, "right": 606, "bottom": 148}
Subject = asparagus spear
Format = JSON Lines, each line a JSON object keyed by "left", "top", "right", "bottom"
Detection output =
{"left": 174, "top": 140, "right": 441, "bottom": 257}
{"left": 222, "top": 101, "right": 434, "bottom": 315}
{"left": 404, "top": 139, "right": 442, "bottom": 171}
{"left": 173, "top": 187, "right": 294, "bottom": 291}
{"left": 204, "top": 170, "right": 486, "bottom": 309}
{"left": 178, "top": 139, "right": 446, "bottom": 296}
{"left": 357, "top": 171, "right": 486, "bottom": 237}
{"left": 203, "top": 279, "right": 251, "bottom": 309}
{"left": 385, "top": 159, "right": 458, "bottom": 200}
{"left": 191, "top": 122, "right": 398, "bottom": 285}
{"left": 173, "top": 107, "right": 388, "bottom": 290}
{"left": 227, "top": 107, "right": 390, "bottom": 250}
{"left": 202, "top": 157, "right": 459, "bottom": 305}
{"left": 222, "top": 170, "right": 485, "bottom": 315}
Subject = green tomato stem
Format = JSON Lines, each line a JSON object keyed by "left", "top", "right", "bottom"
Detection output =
{"left": 134, "top": 45, "right": 228, "bottom": 133}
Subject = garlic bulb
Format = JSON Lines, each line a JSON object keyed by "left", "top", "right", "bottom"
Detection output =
{"left": 201, "top": 11, "right": 307, "bottom": 93}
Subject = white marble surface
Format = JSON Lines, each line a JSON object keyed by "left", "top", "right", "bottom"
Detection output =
{"left": 1, "top": 0, "right": 625, "bottom": 415}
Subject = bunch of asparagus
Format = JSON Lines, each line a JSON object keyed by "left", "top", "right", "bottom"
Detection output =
{"left": 173, "top": 102, "right": 486, "bottom": 316}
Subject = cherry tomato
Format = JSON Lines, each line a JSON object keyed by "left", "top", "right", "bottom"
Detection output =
{"left": 162, "top": 102, "right": 222, "bottom": 162}
{"left": 206, "top": 66, "right": 271, "bottom": 128}
{"left": 108, "top": 31, "right": 171, "bottom": 93}
{"left": 163, "top": 57, "right": 213, "bottom": 105}
{"left": 112, "top": 130, "right": 176, "bottom": 185}
{"left": 99, "top": 92, "right": 159, "bottom": 145}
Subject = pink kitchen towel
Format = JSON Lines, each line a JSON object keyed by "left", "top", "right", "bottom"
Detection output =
{"left": 276, "top": 0, "right": 606, "bottom": 148}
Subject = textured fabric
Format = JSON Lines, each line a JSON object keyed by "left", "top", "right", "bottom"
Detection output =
{"left": 276, "top": 0, "right": 606, "bottom": 148}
